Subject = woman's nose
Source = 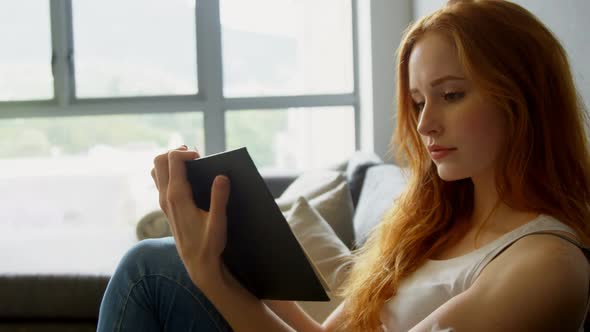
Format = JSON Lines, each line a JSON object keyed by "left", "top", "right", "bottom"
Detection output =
{"left": 416, "top": 103, "right": 442, "bottom": 137}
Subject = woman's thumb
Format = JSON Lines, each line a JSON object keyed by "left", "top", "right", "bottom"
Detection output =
{"left": 210, "top": 175, "right": 231, "bottom": 217}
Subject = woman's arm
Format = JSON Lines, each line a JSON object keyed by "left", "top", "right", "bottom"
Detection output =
{"left": 409, "top": 235, "right": 589, "bottom": 332}
{"left": 198, "top": 263, "right": 352, "bottom": 332}
{"left": 263, "top": 299, "right": 347, "bottom": 332}
{"left": 263, "top": 300, "right": 325, "bottom": 331}
{"left": 152, "top": 147, "right": 326, "bottom": 332}
{"left": 195, "top": 262, "right": 313, "bottom": 332}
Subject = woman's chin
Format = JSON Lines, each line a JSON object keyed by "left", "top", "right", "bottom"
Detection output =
{"left": 435, "top": 165, "right": 467, "bottom": 182}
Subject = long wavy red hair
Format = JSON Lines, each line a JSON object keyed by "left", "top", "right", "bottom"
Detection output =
{"left": 335, "top": 1, "right": 590, "bottom": 330}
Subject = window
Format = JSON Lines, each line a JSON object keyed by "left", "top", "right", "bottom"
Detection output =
{"left": 220, "top": 0, "right": 353, "bottom": 97}
{"left": 0, "top": 1, "right": 358, "bottom": 234}
{"left": 72, "top": 0, "right": 198, "bottom": 98}
{"left": 226, "top": 107, "right": 355, "bottom": 171}
{"left": 0, "top": 2, "right": 53, "bottom": 101}
{"left": 0, "top": 112, "right": 204, "bottom": 233}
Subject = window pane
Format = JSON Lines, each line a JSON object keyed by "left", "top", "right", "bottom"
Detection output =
{"left": 0, "top": 112, "right": 203, "bottom": 233}
{"left": 221, "top": 0, "right": 353, "bottom": 97}
{"left": 226, "top": 107, "right": 355, "bottom": 171}
{"left": 72, "top": 0, "right": 198, "bottom": 98}
{"left": 0, "top": 2, "right": 52, "bottom": 101}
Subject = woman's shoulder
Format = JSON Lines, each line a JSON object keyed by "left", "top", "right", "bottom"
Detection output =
{"left": 415, "top": 215, "right": 590, "bottom": 331}
{"left": 504, "top": 228, "right": 587, "bottom": 268}
{"left": 491, "top": 214, "right": 588, "bottom": 279}
{"left": 493, "top": 213, "right": 584, "bottom": 248}
{"left": 474, "top": 216, "right": 590, "bottom": 299}
{"left": 459, "top": 230, "right": 589, "bottom": 331}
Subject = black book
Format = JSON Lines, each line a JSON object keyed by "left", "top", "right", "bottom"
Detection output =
{"left": 185, "top": 147, "right": 330, "bottom": 301}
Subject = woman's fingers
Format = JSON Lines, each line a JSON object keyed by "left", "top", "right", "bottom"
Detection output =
{"left": 153, "top": 145, "right": 193, "bottom": 214}
{"left": 150, "top": 168, "right": 158, "bottom": 190}
{"left": 209, "top": 175, "right": 231, "bottom": 220}
{"left": 167, "top": 148, "right": 200, "bottom": 209}
{"left": 151, "top": 147, "right": 230, "bottom": 275}
{"left": 204, "top": 175, "right": 231, "bottom": 262}
{"left": 153, "top": 153, "right": 170, "bottom": 213}
{"left": 150, "top": 145, "right": 231, "bottom": 276}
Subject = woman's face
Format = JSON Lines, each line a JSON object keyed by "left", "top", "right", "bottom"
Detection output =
{"left": 408, "top": 32, "right": 507, "bottom": 182}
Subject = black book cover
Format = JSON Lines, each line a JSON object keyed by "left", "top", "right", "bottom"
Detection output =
{"left": 185, "top": 147, "right": 330, "bottom": 301}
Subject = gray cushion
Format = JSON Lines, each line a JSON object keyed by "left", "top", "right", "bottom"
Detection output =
{"left": 345, "top": 152, "right": 382, "bottom": 208}
{"left": 352, "top": 164, "right": 408, "bottom": 249}
{"left": 264, "top": 174, "right": 298, "bottom": 198}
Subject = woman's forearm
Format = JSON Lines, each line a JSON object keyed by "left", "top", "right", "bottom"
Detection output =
{"left": 263, "top": 300, "right": 324, "bottom": 332}
{"left": 194, "top": 263, "right": 297, "bottom": 332}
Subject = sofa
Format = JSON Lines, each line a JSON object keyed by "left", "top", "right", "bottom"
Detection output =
{"left": 3, "top": 151, "right": 586, "bottom": 331}
{"left": 0, "top": 151, "right": 406, "bottom": 331}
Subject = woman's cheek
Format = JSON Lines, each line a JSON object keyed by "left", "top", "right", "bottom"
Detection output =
{"left": 459, "top": 102, "right": 507, "bottom": 160}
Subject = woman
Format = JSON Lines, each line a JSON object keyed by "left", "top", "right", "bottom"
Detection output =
{"left": 97, "top": 1, "right": 590, "bottom": 331}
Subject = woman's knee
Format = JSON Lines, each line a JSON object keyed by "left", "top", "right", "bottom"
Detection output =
{"left": 114, "top": 236, "right": 185, "bottom": 280}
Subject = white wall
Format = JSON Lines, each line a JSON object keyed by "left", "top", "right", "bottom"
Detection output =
{"left": 413, "top": 0, "right": 590, "bottom": 110}
{"left": 357, "top": 0, "right": 412, "bottom": 161}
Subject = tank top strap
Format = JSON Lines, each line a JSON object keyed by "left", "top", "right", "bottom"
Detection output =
{"left": 521, "top": 231, "right": 590, "bottom": 259}
{"left": 468, "top": 215, "right": 584, "bottom": 283}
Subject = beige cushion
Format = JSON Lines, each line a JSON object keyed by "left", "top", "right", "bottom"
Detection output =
{"left": 287, "top": 197, "right": 353, "bottom": 323}
{"left": 305, "top": 181, "right": 355, "bottom": 249}
{"left": 278, "top": 170, "right": 355, "bottom": 249}
{"left": 136, "top": 176, "right": 355, "bottom": 248}
{"left": 136, "top": 210, "right": 170, "bottom": 240}
{"left": 137, "top": 170, "right": 351, "bottom": 243}
{"left": 276, "top": 170, "right": 344, "bottom": 211}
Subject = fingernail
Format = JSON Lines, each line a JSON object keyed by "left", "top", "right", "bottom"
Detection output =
{"left": 216, "top": 175, "right": 229, "bottom": 185}
{"left": 179, "top": 145, "right": 188, "bottom": 150}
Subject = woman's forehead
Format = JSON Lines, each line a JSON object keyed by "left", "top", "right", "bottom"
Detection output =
{"left": 408, "top": 33, "right": 466, "bottom": 92}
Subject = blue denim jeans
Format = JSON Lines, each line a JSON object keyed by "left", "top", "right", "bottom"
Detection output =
{"left": 97, "top": 237, "right": 234, "bottom": 332}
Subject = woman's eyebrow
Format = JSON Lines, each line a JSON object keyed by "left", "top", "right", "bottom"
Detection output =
{"left": 410, "top": 75, "right": 466, "bottom": 95}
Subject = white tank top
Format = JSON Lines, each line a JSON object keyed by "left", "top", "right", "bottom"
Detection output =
{"left": 379, "top": 214, "right": 590, "bottom": 331}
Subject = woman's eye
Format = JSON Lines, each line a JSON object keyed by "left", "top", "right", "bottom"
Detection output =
{"left": 443, "top": 92, "right": 465, "bottom": 101}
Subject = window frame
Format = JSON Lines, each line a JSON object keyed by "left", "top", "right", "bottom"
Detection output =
{"left": 0, "top": 0, "right": 360, "bottom": 156}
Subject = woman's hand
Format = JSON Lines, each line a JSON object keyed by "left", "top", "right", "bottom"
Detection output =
{"left": 150, "top": 145, "right": 231, "bottom": 284}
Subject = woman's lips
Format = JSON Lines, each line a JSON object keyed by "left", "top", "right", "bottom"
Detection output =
{"left": 430, "top": 148, "right": 457, "bottom": 160}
